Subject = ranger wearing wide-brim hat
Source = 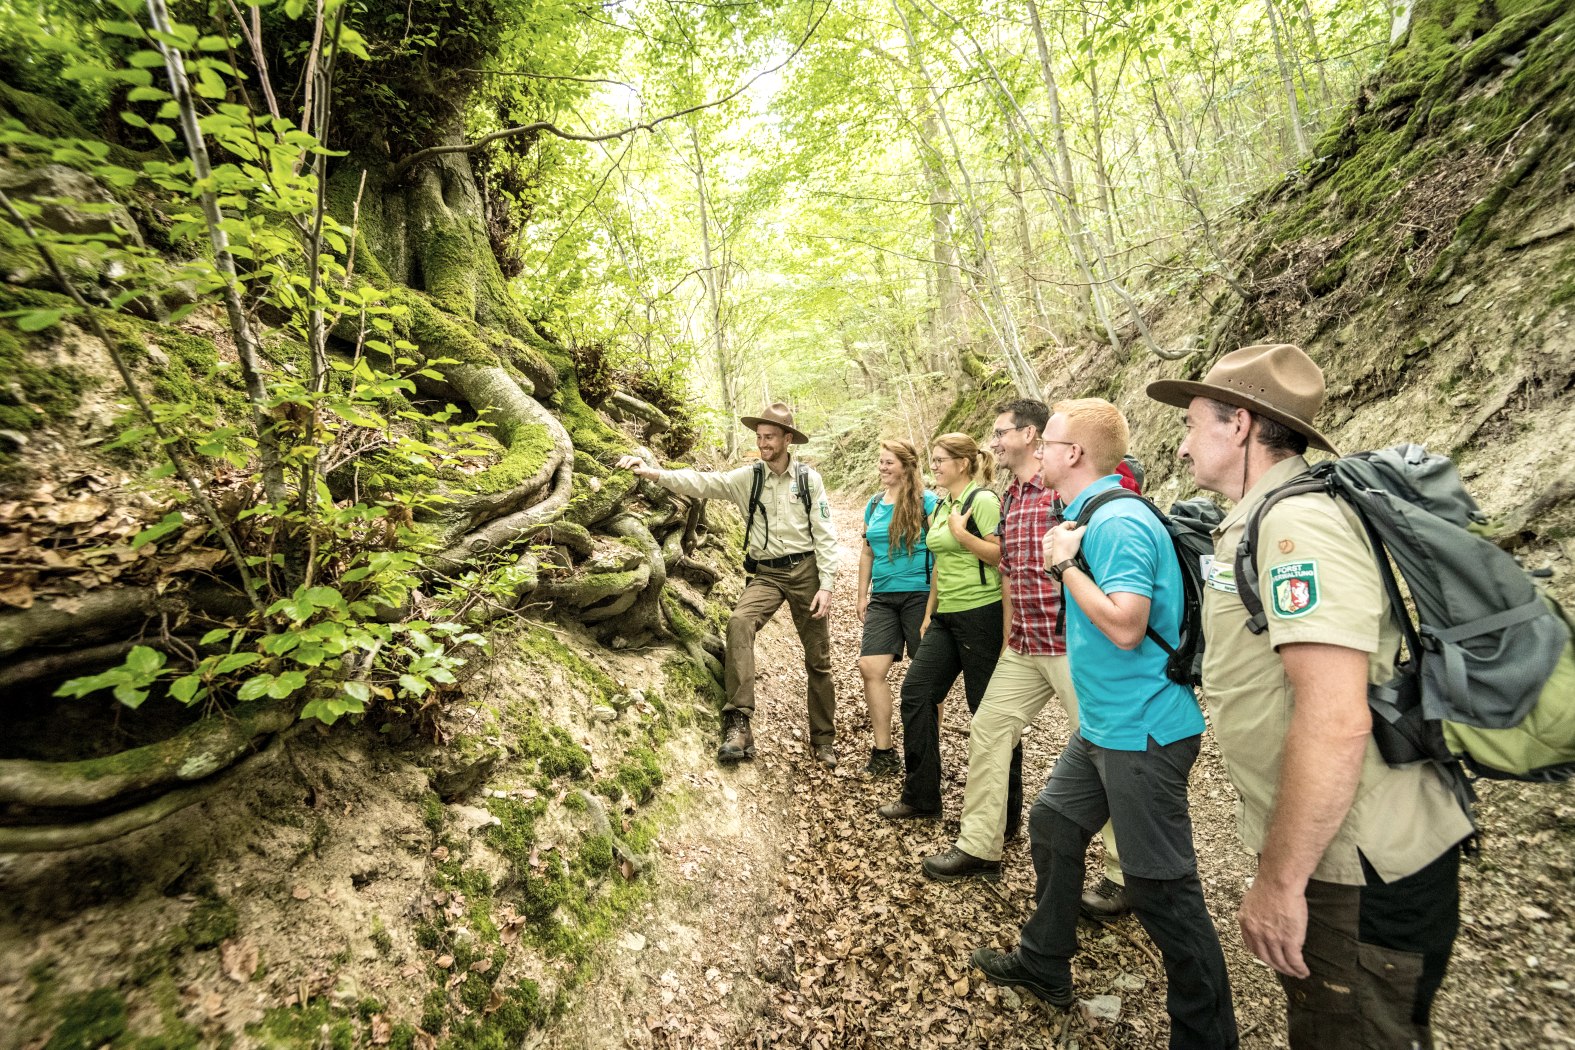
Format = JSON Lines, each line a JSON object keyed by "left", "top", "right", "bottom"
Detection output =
{"left": 1149, "top": 343, "right": 1473, "bottom": 1050}
{"left": 616, "top": 402, "right": 840, "bottom": 769}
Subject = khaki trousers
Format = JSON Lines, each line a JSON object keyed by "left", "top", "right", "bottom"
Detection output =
{"left": 955, "top": 648, "right": 1121, "bottom": 878}
{"left": 723, "top": 555, "right": 835, "bottom": 745}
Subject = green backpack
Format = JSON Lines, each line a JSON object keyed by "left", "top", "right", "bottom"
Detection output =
{"left": 1235, "top": 445, "right": 1575, "bottom": 801}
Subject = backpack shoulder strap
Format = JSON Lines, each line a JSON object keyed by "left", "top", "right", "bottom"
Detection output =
{"left": 1064, "top": 487, "right": 1179, "bottom": 656}
{"left": 995, "top": 487, "right": 1017, "bottom": 538}
{"left": 1233, "top": 477, "right": 1331, "bottom": 635}
{"left": 796, "top": 461, "right": 814, "bottom": 519}
{"left": 1072, "top": 486, "right": 1145, "bottom": 526}
{"left": 864, "top": 493, "right": 881, "bottom": 529}
{"left": 744, "top": 461, "right": 766, "bottom": 547}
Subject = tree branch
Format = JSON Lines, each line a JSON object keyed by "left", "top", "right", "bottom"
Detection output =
{"left": 389, "top": 0, "right": 829, "bottom": 181}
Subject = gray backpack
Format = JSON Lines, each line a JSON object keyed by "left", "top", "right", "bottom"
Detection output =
{"left": 1234, "top": 445, "right": 1575, "bottom": 804}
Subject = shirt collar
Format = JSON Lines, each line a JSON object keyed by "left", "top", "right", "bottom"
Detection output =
{"left": 1007, "top": 472, "right": 1047, "bottom": 500}
{"left": 1062, "top": 474, "right": 1123, "bottom": 519}
{"left": 1219, "top": 455, "right": 1311, "bottom": 532}
{"left": 944, "top": 479, "right": 979, "bottom": 506}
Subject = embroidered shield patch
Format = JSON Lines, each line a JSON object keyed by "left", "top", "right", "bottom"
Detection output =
{"left": 1268, "top": 560, "right": 1319, "bottom": 618}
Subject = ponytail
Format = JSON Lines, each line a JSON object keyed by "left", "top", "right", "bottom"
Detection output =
{"left": 974, "top": 447, "right": 996, "bottom": 484}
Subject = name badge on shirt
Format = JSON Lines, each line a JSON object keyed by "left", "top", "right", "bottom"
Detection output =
{"left": 1200, "top": 554, "right": 1237, "bottom": 594}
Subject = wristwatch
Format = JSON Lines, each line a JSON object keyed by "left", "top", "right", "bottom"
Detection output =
{"left": 1049, "top": 558, "right": 1078, "bottom": 582}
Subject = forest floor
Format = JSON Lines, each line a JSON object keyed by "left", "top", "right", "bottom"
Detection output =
{"left": 551, "top": 498, "right": 1575, "bottom": 1050}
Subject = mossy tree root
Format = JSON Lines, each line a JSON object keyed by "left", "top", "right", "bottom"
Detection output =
{"left": 431, "top": 455, "right": 575, "bottom": 574}
{"left": 438, "top": 363, "right": 572, "bottom": 536}
{"left": 0, "top": 732, "right": 287, "bottom": 853}
{"left": 0, "top": 700, "right": 296, "bottom": 810}
{"left": 602, "top": 514, "right": 668, "bottom": 639}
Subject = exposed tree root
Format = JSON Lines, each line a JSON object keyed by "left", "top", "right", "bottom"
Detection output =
{"left": 0, "top": 640, "right": 144, "bottom": 692}
{"left": 0, "top": 731, "right": 288, "bottom": 853}
{"left": 438, "top": 363, "right": 573, "bottom": 535}
{"left": 1490, "top": 465, "right": 1575, "bottom": 552}
{"left": 0, "top": 700, "right": 295, "bottom": 810}
{"left": 0, "top": 588, "right": 168, "bottom": 661}
{"left": 605, "top": 390, "right": 670, "bottom": 437}
{"left": 431, "top": 455, "right": 575, "bottom": 573}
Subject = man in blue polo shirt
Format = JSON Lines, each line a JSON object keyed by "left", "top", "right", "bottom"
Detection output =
{"left": 971, "top": 398, "right": 1236, "bottom": 1049}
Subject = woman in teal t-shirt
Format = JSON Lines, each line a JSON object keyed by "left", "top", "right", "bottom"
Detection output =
{"left": 876, "top": 432, "right": 1003, "bottom": 821}
{"left": 856, "top": 439, "right": 939, "bottom": 776}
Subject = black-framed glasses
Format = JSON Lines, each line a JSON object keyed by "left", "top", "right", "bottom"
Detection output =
{"left": 991, "top": 424, "right": 1029, "bottom": 440}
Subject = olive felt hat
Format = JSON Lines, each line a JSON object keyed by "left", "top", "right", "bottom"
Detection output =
{"left": 739, "top": 402, "right": 810, "bottom": 444}
{"left": 1146, "top": 343, "right": 1338, "bottom": 453}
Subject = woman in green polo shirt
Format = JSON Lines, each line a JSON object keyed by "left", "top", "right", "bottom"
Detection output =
{"left": 877, "top": 432, "right": 1003, "bottom": 821}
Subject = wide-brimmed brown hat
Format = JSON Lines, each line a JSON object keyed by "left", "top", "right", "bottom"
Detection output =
{"left": 1146, "top": 343, "right": 1338, "bottom": 453}
{"left": 740, "top": 402, "right": 809, "bottom": 444}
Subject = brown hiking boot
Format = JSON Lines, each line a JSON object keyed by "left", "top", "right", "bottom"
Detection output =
{"left": 1079, "top": 877, "right": 1129, "bottom": 922}
{"left": 922, "top": 846, "right": 1001, "bottom": 882}
{"left": 717, "top": 710, "right": 755, "bottom": 764}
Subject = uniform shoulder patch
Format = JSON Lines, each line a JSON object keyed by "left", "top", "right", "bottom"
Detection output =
{"left": 1268, "top": 560, "right": 1319, "bottom": 618}
{"left": 819, "top": 498, "right": 831, "bottom": 520}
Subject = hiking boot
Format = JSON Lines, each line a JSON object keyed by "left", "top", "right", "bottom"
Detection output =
{"left": 876, "top": 801, "right": 940, "bottom": 821}
{"left": 970, "top": 947, "right": 1074, "bottom": 1008}
{"left": 717, "top": 710, "right": 755, "bottom": 764}
{"left": 921, "top": 846, "right": 1001, "bottom": 882}
{"left": 814, "top": 743, "right": 837, "bottom": 769}
{"left": 1079, "top": 877, "right": 1129, "bottom": 923}
{"left": 864, "top": 747, "right": 901, "bottom": 777}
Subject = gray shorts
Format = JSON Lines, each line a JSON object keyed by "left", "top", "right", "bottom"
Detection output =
{"left": 860, "top": 590, "right": 928, "bottom": 661}
{"left": 1043, "top": 731, "right": 1202, "bottom": 881}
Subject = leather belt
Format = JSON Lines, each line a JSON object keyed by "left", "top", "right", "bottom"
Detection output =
{"left": 751, "top": 551, "right": 813, "bottom": 570}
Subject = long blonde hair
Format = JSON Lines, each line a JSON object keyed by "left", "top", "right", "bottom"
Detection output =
{"left": 931, "top": 432, "right": 996, "bottom": 489}
{"left": 879, "top": 439, "right": 927, "bottom": 557}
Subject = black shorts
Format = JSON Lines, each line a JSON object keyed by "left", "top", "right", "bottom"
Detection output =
{"left": 860, "top": 590, "right": 929, "bottom": 661}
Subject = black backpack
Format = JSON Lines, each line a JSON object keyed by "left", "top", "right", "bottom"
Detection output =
{"left": 1062, "top": 489, "right": 1222, "bottom": 687}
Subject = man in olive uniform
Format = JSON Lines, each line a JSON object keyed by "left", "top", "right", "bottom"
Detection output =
{"left": 616, "top": 403, "right": 840, "bottom": 768}
{"left": 1148, "top": 344, "right": 1474, "bottom": 1049}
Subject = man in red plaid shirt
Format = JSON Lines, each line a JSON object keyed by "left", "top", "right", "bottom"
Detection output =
{"left": 922, "top": 400, "right": 1125, "bottom": 908}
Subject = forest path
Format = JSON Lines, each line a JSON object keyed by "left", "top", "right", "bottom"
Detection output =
{"left": 551, "top": 496, "right": 1575, "bottom": 1049}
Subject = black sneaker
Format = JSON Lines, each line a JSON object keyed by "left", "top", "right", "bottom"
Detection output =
{"left": 864, "top": 747, "right": 901, "bottom": 776}
{"left": 921, "top": 846, "right": 1001, "bottom": 882}
{"left": 970, "top": 947, "right": 1074, "bottom": 1008}
{"left": 1079, "top": 877, "right": 1130, "bottom": 923}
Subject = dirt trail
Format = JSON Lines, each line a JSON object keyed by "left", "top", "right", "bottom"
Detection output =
{"left": 554, "top": 497, "right": 1575, "bottom": 1049}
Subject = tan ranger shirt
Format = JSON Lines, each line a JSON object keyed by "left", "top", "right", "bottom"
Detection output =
{"left": 657, "top": 456, "right": 839, "bottom": 592}
{"left": 1201, "top": 455, "right": 1473, "bottom": 885}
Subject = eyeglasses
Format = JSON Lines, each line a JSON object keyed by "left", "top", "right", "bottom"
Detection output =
{"left": 930, "top": 455, "right": 961, "bottom": 466}
{"left": 991, "top": 424, "right": 1029, "bottom": 440}
{"left": 1040, "top": 439, "right": 1078, "bottom": 449}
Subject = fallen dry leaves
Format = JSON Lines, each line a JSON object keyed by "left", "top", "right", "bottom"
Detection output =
{"left": 0, "top": 472, "right": 231, "bottom": 609}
